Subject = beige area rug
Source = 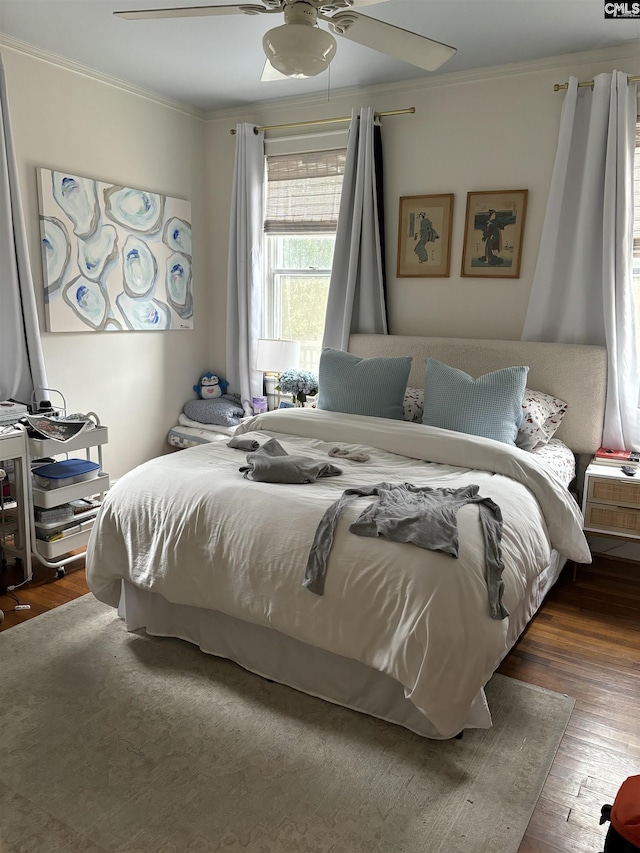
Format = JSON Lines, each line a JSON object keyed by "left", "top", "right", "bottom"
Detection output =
{"left": 0, "top": 594, "right": 573, "bottom": 853}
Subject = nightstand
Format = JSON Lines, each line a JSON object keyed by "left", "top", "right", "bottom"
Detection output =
{"left": 582, "top": 461, "right": 640, "bottom": 559}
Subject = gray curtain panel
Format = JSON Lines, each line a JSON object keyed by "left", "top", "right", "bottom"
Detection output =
{"left": 226, "top": 123, "right": 265, "bottom": 416}
{"left": 0, "top": 53, "right": 48, "bottom": 406}
{"left": 522, "top": 71, "right": 639, "bottom": 451}
{"left": 322, "top": 107, "right": 388, "bottom": 352}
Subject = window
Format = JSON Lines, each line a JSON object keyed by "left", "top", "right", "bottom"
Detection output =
{"left": 263, "top": 149, "right": 346, "bottom": 374}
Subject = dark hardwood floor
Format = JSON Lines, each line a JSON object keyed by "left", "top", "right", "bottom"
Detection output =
{"left": 0, "top": 554, "right": 89, "bottom": 629}
{"left": 0, "top": 553, "right": 638, "bottom": 853}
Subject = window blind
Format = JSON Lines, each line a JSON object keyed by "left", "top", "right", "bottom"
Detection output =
{"left": 265, "top": 149, "right": 346, "bottom": 234}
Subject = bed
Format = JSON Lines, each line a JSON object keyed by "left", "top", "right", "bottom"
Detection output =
{"left": 86, "top": 334, "right": 607, "bottom": 739}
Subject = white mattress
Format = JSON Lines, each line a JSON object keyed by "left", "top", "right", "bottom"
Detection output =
{"left": 167, "top": 424, "right": 234, "bottom": 448}
{"left": 167, "top": 414, "right": 240, "bottom": 448}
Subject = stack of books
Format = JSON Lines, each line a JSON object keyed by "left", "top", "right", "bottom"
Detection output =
{"left": 594, "top": 447, "right": 640, "bottom": 467}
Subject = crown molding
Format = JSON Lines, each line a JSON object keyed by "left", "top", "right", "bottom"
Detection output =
{"left": 204, "top": 40, "right": 640, "bottom": 124}
{"left": 390, "top": 41, "right": 640, "bottom": 93}
{"left": 0, "top": 33, "right": 205, "bottom": 120}
{"left": 2, "top": 30, "right": 637, "bottom": 125}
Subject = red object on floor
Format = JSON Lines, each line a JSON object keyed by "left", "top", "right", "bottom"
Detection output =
{"left": 611, "top": 776, "right": 640, "bottom": 848}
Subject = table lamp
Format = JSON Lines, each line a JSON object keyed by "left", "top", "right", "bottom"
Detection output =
{"left": 256, "top": 338, "right": 301, "bottom": 408}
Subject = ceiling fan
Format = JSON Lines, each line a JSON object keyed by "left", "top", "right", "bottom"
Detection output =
{"left": 114, "top": 0, "right": 457, "bottom": 81}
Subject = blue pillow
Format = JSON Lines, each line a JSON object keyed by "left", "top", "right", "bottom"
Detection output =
{"left": 422, "top": 359, "right": 529, "bottom": 444}
{"left": 317, "top": 348, "right": 412, "bottom": 420}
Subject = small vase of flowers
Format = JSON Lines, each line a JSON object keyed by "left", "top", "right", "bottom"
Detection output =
{"left": 277, "top": 368, "right": 319, "bottom": 407}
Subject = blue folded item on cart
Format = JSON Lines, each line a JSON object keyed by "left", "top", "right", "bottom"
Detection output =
{"left": 32, "top": 458, "right": 100, "bottom": 489}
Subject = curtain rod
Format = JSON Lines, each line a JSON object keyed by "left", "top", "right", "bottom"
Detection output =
{"left": 554, "top": 75, "right": 640, "bottom": 91}
{"left": 230, "top": 107, "right": 415, "bottom": 135}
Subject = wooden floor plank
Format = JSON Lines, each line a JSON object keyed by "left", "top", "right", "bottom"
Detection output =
{"left": 0, "top": 553, "right": 638, "bottom": 853}
{"left": 501, "top": 557, "right": 639, "bottom": 852}
{"left": 0, "top": 555, "right": 89, "bottom": 630}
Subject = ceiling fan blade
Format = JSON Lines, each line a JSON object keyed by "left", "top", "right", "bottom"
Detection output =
{"left": 114, "top": 4, "right": 267, "bottom": 20}
{"left": 260, "top": 60, "right": 289, "bottom": 81}
{"left": 324, "top": 10, "right": 456, "bottom": 72}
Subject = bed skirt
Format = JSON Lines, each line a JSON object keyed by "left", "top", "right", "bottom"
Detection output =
{"left": 117, "top": 550, "right": 565, "bottom": 739}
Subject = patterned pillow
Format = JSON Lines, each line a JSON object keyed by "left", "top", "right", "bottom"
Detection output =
{"left": 403, "top": 387, "right": 424, "bottom": 423}
{"left": 515, "top": 388, "right": 568, "bottom": 451}
{"left": 317, "top": 348, "right": 412, "bottom": 420}
{"left": 422, "top": 359, "right": 529, "bottom": 445}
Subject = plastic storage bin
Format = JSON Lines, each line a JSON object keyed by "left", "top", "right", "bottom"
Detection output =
{"left": 32, "top": 458, "right": 100, "bottom": 490}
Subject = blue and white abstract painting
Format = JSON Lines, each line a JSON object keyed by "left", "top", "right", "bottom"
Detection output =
{"left": 37, "top": 168, "right": 193, "bottom": 332}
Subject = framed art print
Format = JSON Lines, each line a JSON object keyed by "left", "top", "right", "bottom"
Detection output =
{"left": 38, "top": 168, "right": 193, "bottom": 331}
{"left": 461, "top": 189, "right": 528, "bottom": 278}
{"left": 396, "top": 193, "right": 454, "bottom": 277}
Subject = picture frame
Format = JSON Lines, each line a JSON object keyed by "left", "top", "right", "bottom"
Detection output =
{"left": 396, "top": 193, "right": 454, "bottom": 278}
{"left": 461, "top": 189, "right": 528, "bottom": 278}
{"left": 37, "top": 167, "right": 193, "bottom": 332}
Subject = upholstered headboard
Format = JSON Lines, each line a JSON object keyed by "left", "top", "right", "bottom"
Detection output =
{"left": 348, "top": 334, "right": 607, "bottom": 456}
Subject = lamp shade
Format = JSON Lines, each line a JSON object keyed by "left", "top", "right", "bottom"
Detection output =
{"left": 256, "top": 338, "right": 301, "bottom": 373}
{"left": 262, "top": 23, "right": 337, "bottom": 78}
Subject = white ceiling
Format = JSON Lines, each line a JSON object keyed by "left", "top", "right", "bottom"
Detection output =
{"left": 0, "top": 0, "right": 639, "bottom": 114}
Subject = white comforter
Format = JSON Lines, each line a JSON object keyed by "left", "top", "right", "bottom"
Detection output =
{"left": 87, "top": 409, "right": 589, "bottom": 738}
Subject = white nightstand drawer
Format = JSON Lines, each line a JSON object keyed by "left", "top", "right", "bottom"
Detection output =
{"left": 584, "top": 501, "right": 640, "bottom": 538}
{"left": 586, "top": 476, "right": 640, "bottom": 509}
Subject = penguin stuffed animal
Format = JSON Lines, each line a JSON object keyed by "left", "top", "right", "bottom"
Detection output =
{"left": 193, "top": 372, "right": 229, "bottom": 400}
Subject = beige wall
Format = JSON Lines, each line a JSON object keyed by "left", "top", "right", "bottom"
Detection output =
{"left": 2, "top": 48, "right": 208, "bottom": 479}
{"left": 3, "top": 42, "right": 639, "bottom": 478}
{"left": 205, "top": 45, "right": 640, "bottom": 376}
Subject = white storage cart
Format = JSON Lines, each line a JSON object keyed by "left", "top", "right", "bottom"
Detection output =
{"left": 19, "top": 418, "right": 109, "bottom": 579}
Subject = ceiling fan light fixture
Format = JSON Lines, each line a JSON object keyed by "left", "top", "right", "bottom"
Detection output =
{"left": 262, "top": 23, "right": 337, "bottom": 78}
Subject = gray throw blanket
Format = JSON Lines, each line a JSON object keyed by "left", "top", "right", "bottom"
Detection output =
{"left": 227, "top": 435, "right": 260, "bottom": 452}
{"left": 239, "top": 437, "right": 343, "bottom": 484}
{"left": 304, "top": 482, "right": 508, "bottom": 620}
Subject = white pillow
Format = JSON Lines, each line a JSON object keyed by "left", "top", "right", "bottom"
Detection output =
{"left": 515, "top": 388, "right": 568, "bottom": 451}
